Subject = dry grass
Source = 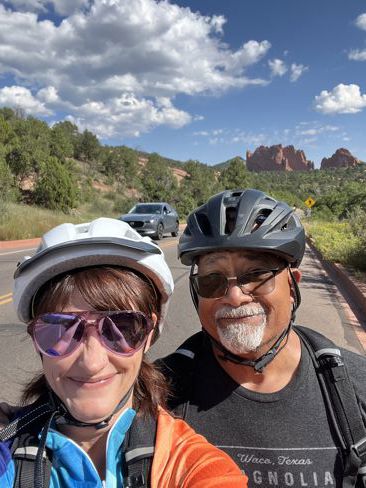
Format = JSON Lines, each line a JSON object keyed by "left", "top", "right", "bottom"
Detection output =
{"left": 0, "top": 201, "right": 119, "bottom": 240}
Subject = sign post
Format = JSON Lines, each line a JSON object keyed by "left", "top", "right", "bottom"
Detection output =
{"left": 304, "top": 196, "right": 316, "bottom": 217}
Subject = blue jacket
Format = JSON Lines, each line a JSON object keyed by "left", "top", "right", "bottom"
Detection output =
{"left": 0, "top": 408, "right": 135, "bottom": 488}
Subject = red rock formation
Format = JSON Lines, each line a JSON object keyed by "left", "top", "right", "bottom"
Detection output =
{"left": 246, "top": 144, "right": 314, "bottom": 171}
{"left": 320, "top": 148, "right": 360, "bottom": 169}
{"left": 172, "top": 167, "right": 189, "bottom": 183}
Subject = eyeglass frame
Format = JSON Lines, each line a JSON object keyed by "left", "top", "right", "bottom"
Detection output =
{"left": 189, "top": 264, "right": 288, "bottom": 300}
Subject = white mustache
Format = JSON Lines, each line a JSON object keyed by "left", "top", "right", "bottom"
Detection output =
{"left": 215, "top": 305, "right": 266, "bottom": 320}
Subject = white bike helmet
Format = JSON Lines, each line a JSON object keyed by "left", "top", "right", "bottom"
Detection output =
{"left": 13, "top": 218, "right": 174, "bottom": 336}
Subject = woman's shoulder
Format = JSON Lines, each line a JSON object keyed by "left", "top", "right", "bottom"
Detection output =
{"left": 152, "top": 408, "right": 247, "bottom": 487}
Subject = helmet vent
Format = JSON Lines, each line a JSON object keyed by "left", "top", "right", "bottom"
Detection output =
{"left": 252, "top": 209, "right": 272, "bottom": 232}
{"left": 196, "top": 213, "right": 212, "bottom": 236}
{"left": 225, "top": 207, "right": 237, "bottom": 234}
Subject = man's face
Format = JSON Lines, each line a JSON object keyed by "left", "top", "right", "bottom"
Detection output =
{"left": 197, "top": 250, "right": 300, "bottom": 356}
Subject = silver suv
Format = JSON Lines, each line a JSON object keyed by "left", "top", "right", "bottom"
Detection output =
{"left": 119, "top": 202, "right": 179, "bottom": 240}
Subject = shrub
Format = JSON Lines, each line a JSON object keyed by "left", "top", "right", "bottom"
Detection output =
{"left": 34, "top": 156, "right": 78, "bottom": 213}
{"left": 306, "top": 220, "right": 366, "bottom": 271}
{"left": 112, "top": 195, "right": 136, "bottom": 214}
{"left": 0, "top": 156, "right": 18, "bottom": 202}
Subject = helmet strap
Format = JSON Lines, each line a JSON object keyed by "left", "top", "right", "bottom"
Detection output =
{"left": 48, "top": 384, "right": 134, "bottom": 430}
{"left": 204, "top": 319, "right": 293, "bottom": 373}
{"left": 288, "top": 267, "right": 301, "bottom": 321}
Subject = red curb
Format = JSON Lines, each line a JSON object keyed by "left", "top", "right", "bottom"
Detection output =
{"left": 0, "top": 238, "right": 41, "bottom": 250}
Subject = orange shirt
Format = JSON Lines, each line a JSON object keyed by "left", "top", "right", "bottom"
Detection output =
{"left": 151, "top": 408, "right": 247, "bottom": 488}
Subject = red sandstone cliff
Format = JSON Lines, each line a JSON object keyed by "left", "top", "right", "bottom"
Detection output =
{"left": 246, "top": 144, "right": 314, "bottom": 171}
{"left": 320, "top": 148, "right": 360, "bottom": 170}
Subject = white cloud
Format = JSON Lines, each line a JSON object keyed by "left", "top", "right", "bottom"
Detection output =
{"left": 298, "top": 125, "right": 339, "bottom": 136}
{"left": 0, "top": 85, "right": 51, "bottom": 115}
{"left": 268, "top": 58, "right": 287, "bottom": 77}
{"left": 290, "top": 63, "right": 308, "bottom": 82}
{"left": 355, "top": 13, "right": 366, "bottom": 31}
{"left": 37, "top": 86, "right": 59, "bottom": 103}
{"left": 314, "top": 84, "right": 366, "bottom": 114}
{"left": 0, "top": 0, "right": 271, "bottom": 139}
{"left": 68, "top": 93, "right": 191, "bottom": 138}
{"left": 5, "top": 0, "right": 90, "bottom": 15}
{"left": 193, "top": 121, "right": 342, "bottom": 151}
{"left": 348, "top": 49, "right": 366, "bottom": 61}
{"left": 209, "top": 15, "right": 226, "bottom": 34}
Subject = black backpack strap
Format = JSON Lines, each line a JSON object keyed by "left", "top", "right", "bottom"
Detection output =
{"left": 0, "top": 397, "right": 55, "bottom": 488}
{"left": 11, "top": 433, "right": 52, "bottom": 488}
{"left": 6, "top": 400, "right": 53, "bottom": 488}
{"left": 155, "top": 331, "right": 204, "bottom": 418}
{"left": 123, "top": 413, "right": 157, "bottom": 488}
{"left": 295, "top": 325, "right": 366, "bottom": 488}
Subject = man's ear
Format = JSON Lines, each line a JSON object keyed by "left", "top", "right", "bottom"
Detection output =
{"left": 288, "top": 268, "right": 302, "bottom": 304}
{"left": 144, "top": 312, "right": 158, "bottom": 353}
{"left": 290, "top": 268, "right": 302, "bottom": 284}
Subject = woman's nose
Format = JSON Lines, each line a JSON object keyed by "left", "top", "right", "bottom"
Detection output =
{"left": 76, "top": 327, "right": 109, "bottom": 372}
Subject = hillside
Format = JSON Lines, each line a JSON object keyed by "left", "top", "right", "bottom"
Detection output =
{"left": 212, "top": 156, "right": 246, "bottom": 171}
{"left": 1, "top": 106, "right": 366, "bottom": 223}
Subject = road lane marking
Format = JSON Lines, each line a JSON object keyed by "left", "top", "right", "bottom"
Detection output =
{"left": 0, "top": 297, "right": 12, "bottom": 306}
{"left": 0, "top": 293, "right": 12, "bottom": 300}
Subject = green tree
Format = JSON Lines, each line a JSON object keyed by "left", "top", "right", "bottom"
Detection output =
{"left": 50, "top": 122, "right": 76, "bottom": 160}
{"left": 142, "top": 153, "right": 178, "bottom": 201}
{"left": 75, "top": 129, "right": 100, "bottom": 163}
{"left": 34, "top": 156, "right": 78, "bottom": 212}
{"left": 0, "top": 155, "right": 18, "bottom": 202}
{"left": 0, "top": 115, "right": 15, "bottom": 146}
{"left": 6, "top": 117, "right": 51, "bottom": 179}
{"left": 218, "top": 157, "right": 251, "bottom": 189}
{"left": 0, "top": 107, "right": 17, "bottom": 121}
{"left": 180, "top": 160, "right": 219, "bottom": 207}
{"left": 101, "top": 145, "right": 139, "bottom": 186}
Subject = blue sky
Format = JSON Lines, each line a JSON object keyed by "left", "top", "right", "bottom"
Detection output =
{"left": 0, "top": 0, "right": 365, "bottom": 167}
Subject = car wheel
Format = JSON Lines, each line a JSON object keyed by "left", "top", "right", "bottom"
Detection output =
{"left": 154, "top": 223, "right": 164, "bottom": 240}
{"left": 171, "top": 222, "right": 179, "bottom": 237}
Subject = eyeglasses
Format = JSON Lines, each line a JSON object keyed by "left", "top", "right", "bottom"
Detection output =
{"left": 190, "top": 267, "right": 286, "bottom": 300}
{"left": 27, "top": 310, "right": 154, "bottom": 358}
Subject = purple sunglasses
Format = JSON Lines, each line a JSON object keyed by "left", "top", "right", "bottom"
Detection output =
{"left": 27, "top": 310, "right": 154, "bottom": 358}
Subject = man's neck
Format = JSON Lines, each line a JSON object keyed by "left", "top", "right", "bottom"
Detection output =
{"left": 213, "top": 329, "right": 302, "bottom": 394}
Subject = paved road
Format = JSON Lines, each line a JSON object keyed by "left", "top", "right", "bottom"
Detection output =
{"left": 0, "top": 239, "right": 364, "bottom": 404}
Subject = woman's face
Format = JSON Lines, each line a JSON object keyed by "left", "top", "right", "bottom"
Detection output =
{"left": 42, "top": 289, "right": 156, "bottom": 424}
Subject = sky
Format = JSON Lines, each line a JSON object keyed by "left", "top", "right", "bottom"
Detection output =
{"left": 0, "top": 0, "right": 365, "bottom": 167}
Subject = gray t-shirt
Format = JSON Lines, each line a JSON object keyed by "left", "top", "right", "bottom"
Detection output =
{"left": 162, "top": 331, "right": 366, "bottom": 487}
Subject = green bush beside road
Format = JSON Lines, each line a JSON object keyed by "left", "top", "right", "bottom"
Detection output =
{"left": 305, "top": 220, "right": 366, "bottom": 272}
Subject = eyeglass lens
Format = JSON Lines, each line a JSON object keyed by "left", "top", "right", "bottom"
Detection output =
{"left": 30, "top": 311, "right": 152, "bottom": 358}
{"left": 194, "top": 269, "right": 279, "bottom": 299}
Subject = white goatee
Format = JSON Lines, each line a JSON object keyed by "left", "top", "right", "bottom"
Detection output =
{"left": 215, "top": 305, "right": 267, "bottom": 354}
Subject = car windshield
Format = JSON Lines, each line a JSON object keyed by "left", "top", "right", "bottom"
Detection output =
{"left": 129, "top": 204, "right": 162, "bottom": 214}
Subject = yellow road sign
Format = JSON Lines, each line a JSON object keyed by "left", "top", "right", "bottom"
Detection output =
{"left": 304, "top": 197, "right": 316, "bottom": 208}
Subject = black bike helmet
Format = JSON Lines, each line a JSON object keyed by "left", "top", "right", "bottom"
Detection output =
{"left": 178, "top": 189, "right": 305, "bottom": 267}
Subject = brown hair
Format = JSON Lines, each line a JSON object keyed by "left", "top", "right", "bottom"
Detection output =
{"left": 23, "top": 266, "right": 169, "bottom": 417}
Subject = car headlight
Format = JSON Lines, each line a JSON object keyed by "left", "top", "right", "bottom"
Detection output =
{"left": 146, "top": 218, "right": 156, "bottom": 223}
